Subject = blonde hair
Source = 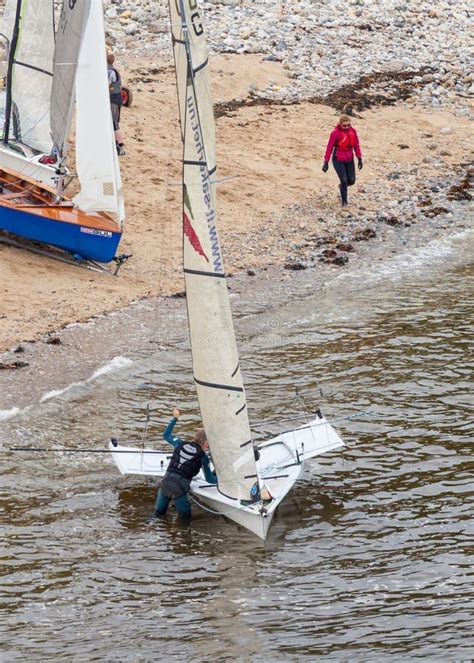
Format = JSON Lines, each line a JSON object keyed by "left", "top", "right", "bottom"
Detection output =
{"left": 107, "top": 52, "right": 115, "bottom": 66}
{"left": 339, "top": 114, "right": 351, "bottom": 124}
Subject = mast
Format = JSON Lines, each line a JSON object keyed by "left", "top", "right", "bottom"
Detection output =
{"left": 170, "top": 0, "right": 258, "bottom": 502}
{"left": 2, "top": 0, "right": 21, "bottom": 145}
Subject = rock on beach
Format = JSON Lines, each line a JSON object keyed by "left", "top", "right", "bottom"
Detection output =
{"left": 93, "top": 0, "right": 474, "bottom": 113}
{"left": 0, "top": 0, "right": 472, "bottom": 353}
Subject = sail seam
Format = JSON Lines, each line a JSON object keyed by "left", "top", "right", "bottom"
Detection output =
{"left": 194, "top": 377, "right": 243, "bottom": 392}
{"left": 184, "top": 268, "right": 225, "bottom": 279}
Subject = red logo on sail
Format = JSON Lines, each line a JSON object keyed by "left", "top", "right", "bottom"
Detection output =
{"left": 183, "top": 212, "right": 209, "bottom": 263}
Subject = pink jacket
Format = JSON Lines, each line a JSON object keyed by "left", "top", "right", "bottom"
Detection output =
{"left": 324, "top": 125, "right": 362, "bottom": 163}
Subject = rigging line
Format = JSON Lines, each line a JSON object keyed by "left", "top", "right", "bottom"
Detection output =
{"left": 158, "top": 34, "right": 185, "bottom": 305}
{"left": 5, "top": 447, "right": 172, "bottom": 454}
{"left": 0, "top": 179, "right": 42, "bottom": 198}
{"left": 294, "top": 387, "right": 312, "bottom": 475}
{"left": 167, "top": 175, "right": 239, "bottom": 188}
{"left": 256, "top": 409, "right": 377, "bottom": 438}
{"left": 188, "top": 494, "right": 254, "bottom": 516}
{"left": 141, "top": 403, "right": 151, "bottom": 446}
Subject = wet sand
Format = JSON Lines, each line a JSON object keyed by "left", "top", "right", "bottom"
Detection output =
{"left": 0, "top": 54, "right": 472, "bottom": 353}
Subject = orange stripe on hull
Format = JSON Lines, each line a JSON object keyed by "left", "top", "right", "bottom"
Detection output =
{"left": 0, "top": 167, "right": 120, "bottom": 232}
{"left": 9, "top": 204, "right": 120, "bottom": 232}
{"left": 0, "top": 166, "right": 123, "bottom": 262}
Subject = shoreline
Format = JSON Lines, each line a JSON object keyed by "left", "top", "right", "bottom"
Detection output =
{"left": 0, "top": 197, "right": 471, "bottom": 414}
{"left": 0, "top": 50, "right": 472, "bottom": 356}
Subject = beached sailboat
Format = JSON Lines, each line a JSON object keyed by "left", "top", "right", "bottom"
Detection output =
{"left": 110, "top": 0, "right": 344, "bottom": 539}
{"left": 0, "top": 0, "right": 124, "bottom": 265}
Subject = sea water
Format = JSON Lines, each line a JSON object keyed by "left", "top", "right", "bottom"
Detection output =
{"left": 0, "top": 229, "right": 472, "bottom": 660}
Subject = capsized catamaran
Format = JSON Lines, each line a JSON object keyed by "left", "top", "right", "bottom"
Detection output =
{"left": 0, "top": 0, "right": 125, "bottom": 265}
{"left": 109, "top": 0, "right": 344, "bottom": 539}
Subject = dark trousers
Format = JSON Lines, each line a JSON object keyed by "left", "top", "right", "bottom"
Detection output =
{"left": 332, "top": 157, "right": 355, "bottom": 204}
{"left": 155, "top": 488, "right": 192, "bottom": 521}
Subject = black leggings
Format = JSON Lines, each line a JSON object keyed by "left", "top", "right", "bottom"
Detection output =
{"left": 332, "top": 157, "right": 355, "bottom": 204}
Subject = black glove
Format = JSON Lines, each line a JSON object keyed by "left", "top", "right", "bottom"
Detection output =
{"left": 358, "top": 158, "right": 363, "bottom": 170}
{"left": 322, "top": 161, "right": 329, "bottom": 173}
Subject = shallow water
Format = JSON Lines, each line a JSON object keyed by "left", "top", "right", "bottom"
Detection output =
{"left": 1, "top": 230, "right": 473, "bottom": 660}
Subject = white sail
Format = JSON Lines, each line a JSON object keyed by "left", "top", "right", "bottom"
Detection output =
{"left": 2, "top": 0, "right": 55, "bottom": 153}
{"left": 73, "top": 0, "right": 124, "bottom": 225}
{"left": 0, "top": 0, "right": 16, "bottom": 127}
{"left": 50, "top": 0, "right": 91, "bottom": 161}
{"left": 0, "top": 0, "right": 16, "bottom": 45}
{"left": 170, "top": 0, "right": 257, "bottom": 502}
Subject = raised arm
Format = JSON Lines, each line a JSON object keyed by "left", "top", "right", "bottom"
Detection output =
{"left": 163, "top": 408, "right": 182, "bottom": 449}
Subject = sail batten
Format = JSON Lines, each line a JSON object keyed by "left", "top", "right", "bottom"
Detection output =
{"left": 184, "top": 268, "right": 226, "bottom": 278}
{"left": 170, "top": 0, "right": 258, "bottom": 502}
{"left": 194, "top": 377, "right": 244, "bottom": 393}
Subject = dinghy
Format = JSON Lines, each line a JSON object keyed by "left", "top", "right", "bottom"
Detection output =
{"left": 0, "top": 0, "right": 124, "bottom": 265}
{"left": 110, "top": 0, "right": 344, "bottom": 539}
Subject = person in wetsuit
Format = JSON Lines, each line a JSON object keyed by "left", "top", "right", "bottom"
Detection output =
{"left": 155, "top": 408, "right": 217, "bottom": 521}
{"left": 107, "top": 51, "right": 125, "bottom": 156}
{"left": 322, "top": 114, "right": 363, "bottom": 207}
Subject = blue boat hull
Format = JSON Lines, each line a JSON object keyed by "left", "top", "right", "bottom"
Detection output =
{"left": 0, "top": 205, "right": 122, "bottom": 263}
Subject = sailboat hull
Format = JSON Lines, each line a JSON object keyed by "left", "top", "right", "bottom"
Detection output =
{"left": 191, "top": 489, "right": 277, "bottom": 540}
{"left": 108, "top": 414, "right": 344, "bottom": 539}
{"left": 0, "top": 204, "right": 122, "bottom": 262}
{"left": 0, "top": 167, "right": 122, "bottom": 263}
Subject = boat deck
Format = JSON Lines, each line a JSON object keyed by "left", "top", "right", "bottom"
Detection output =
{"left": 0, "top": 167, "right": 120, "bottom": 231}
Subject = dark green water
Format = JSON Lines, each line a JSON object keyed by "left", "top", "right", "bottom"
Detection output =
{"left": 1, "top": 231, "right": 473, "bottom": 660}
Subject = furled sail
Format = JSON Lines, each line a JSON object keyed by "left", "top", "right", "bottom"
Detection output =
{"left": 50, "top": 0, "right": 91, "bottom": 162}
{"left": 73, "top": 0, "right": 124, "bottom": 225}
{"left": 2, "top": 0, "right": 55, "bottom": 153}
{"left": 169, "top": 0, "right": 257, "bottom": 502}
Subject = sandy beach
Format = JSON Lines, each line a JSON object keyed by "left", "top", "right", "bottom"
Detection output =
{"left": 0, "top": 50, "right": 472, "bottom": 354}
{"left": 1, "top": 6, "right": 474, "bottom": 653}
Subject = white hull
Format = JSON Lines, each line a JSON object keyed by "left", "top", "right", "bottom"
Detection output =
{"left": 0, "top": 143, "right": 58, "bottom": 188}
{"left": 109, "top": 413, "right": 344, "bottom": 540}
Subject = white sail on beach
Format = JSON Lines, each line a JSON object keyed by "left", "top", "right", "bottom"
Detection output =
{"left": 1, "top": 0, "right": 55, "bottom": 152}
{"left": 0, "top": 0, "right": 16, "bottom": 51}
{"left": 73, "top": 0, "right": 125, "bottom": 224}
{"left": 170, "top": 0, "right": 258, "bottom": 502}
{"left": 0, "top": 0, "right": 125, "bottom": 266}
{"left": 51, "top": 0, "right": 91, "bottom": 162}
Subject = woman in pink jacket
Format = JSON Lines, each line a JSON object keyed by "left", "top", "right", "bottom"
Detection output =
{"left": 322, "top": 114, "right": 363, "bottom": 207}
